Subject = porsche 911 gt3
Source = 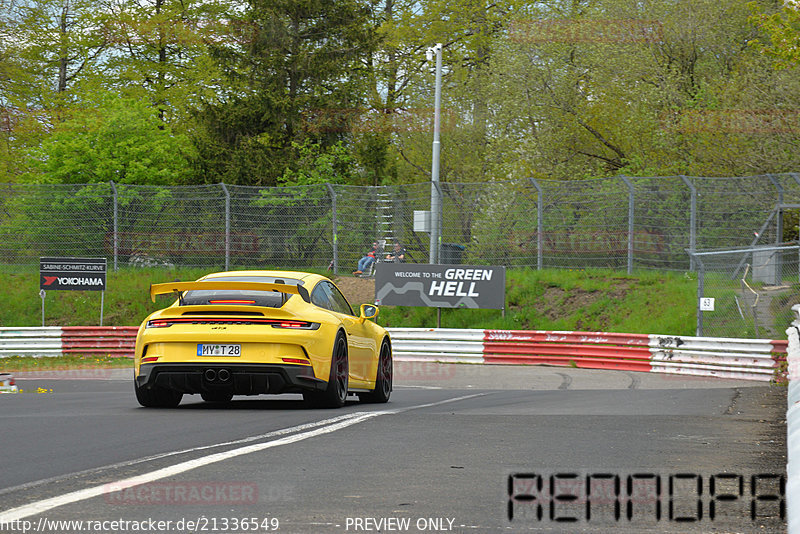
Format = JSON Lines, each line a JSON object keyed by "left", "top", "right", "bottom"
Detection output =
{"left": 133, "top": 270, "right": 392, "bottom": 408}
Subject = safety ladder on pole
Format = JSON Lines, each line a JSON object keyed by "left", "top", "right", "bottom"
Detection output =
{"left": 376, "top": 189, "right": 394, "bottom": 248}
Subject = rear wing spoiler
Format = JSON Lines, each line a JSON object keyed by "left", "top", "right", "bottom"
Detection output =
{"left": 149, "top": 281, "right": 311, "bottom": 303}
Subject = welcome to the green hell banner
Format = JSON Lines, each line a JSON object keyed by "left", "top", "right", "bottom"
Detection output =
{"left": 374, "top": 264, "right": 505, "bottom": 309}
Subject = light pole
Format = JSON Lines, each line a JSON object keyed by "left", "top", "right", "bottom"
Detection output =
{"left": 427, "top": 43, "right": 443, "bottom": 265}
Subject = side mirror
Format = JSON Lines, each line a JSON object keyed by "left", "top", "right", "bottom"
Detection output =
{"left": 360, "top": 303, "right": 379, "bottom": 320}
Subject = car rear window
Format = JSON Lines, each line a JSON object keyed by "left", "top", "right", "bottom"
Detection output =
{"left": 182, "top": 276, "right": 304, "bottom": 308}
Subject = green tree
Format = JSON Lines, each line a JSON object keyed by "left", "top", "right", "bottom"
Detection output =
{"left": 367, "top": 0, "right": 522, "bottom": 184}
{"left": 191, "top": 0, "right": 377, "bottom": 186}
{"left": 29, "top": 95, "right": 197, "bottom": 184}
{"left": 475, "top": 0, "right": 799, "bottom": 179}
{"left": 0, "top": 0, "right": 106, "bottom": 181}
{"left": 98, "top": 0, "right": 231, "bottom": 122}
{"left": 279, "top": 140, "right": 357, "bottom": 186}
{"left": 8, "top": 0, "right": 106, "bottom": 107}
{"left": 749, "top": 1, "right": 800, "bottom": 69}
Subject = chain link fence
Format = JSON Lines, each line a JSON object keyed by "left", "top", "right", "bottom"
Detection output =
{"left": 1, "top": 175, "right": 798, "bottom": 272}
{"left": 690, "top": 244, "right": 800, "bottom": 338}
{"left": 1, "top": 174, "right": 799, "bottom": 336}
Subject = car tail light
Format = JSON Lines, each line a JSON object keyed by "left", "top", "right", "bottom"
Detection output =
{"left": 282, "top": 358, "right": 311, "bottom": 365}
{"left": 209, "top": 300, "right": 256, "bottom": 304}
{"left": 146, "top": 318, "right": 318, "bottom": 329}
{"left": 272, "top": 321, "right": 317, "bottom": 329}
{"left": 142, "top": 357, "right": 159, "bottom": 363}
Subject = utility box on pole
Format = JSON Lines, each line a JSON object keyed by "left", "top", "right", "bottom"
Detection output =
{"left": 752, "top": 247, "right": 780, "bottom": 285}
{"left": 414, "top": 210, "right": 431, "bottom": 233}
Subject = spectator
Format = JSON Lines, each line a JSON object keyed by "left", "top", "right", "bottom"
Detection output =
{"left": 353, "top": 241, "right": 379, "bottom": 275}
{"left": 385, "top": 242, "right": 406, "bottom": 263}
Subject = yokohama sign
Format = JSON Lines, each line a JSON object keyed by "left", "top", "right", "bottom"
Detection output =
{"left": 40, "top": 257, "right": 107, "bottom": 291}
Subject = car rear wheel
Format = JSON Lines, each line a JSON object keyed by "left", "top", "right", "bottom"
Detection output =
{"left": 304, "top": 332, "right": 348, "bottom": 408}
{"left": 134, "top": 381, "right": 182, "bottom": 408}
{"left": 201, "top": 391, "right": 234, "bottom": 403}
{"left": 359, "top": 339, "right": 392, "bottom": 404}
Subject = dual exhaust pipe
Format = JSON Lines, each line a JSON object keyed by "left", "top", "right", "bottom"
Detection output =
{"left": 204, "top": 368, "right": 231, "bottom": 383}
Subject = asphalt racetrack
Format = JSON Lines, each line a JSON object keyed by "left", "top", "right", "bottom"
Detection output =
{"left": 0, "top": 363, "right": 786, "bottom": 533}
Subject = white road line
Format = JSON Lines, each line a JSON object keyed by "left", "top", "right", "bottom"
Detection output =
{"left": 0, "top": 412, "right": 367, "bottom": 497}
{"left": 0, "top": 412, "right": 381, "bottom": 523}
{"left": 0, "top": 393, "right": 484, "bottom": 522}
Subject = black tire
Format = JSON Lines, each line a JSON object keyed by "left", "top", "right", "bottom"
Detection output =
{"left": 201, "top": 391, "right": 234, "bottom": 403}
{"left": 304, "top": 332, "right": 349, "bottom": 408}
{"left": 359, "top": 339, "right": 392, "bottom": 404}
{"left": 134, "top": 381, "right": 182, "bottom": 408}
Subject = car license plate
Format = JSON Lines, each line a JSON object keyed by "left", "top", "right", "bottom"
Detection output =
{"left": 197, "top": 344, "right": 241, "bottom": 356}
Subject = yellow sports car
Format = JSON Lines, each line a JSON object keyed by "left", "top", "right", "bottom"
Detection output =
{"left": 134, "top": 270, "right": 392, "bottom": 408}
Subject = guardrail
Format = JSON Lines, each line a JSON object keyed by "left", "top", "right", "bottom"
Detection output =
{"left": 389, "top": 328, "right": 484, "bottom": 364}
{"left": 389, "top": 328, "right": 787, "bottom": 382}
{"left": 0, "top": 326, "right": 787, "bottom": 383}
{"left": 0, "top": 326, "right": 138, "bottom": 358}
{"left": 61, "top": 326, "right": 138, "bottom": 355}
{"left": 0, "top": 327, "right": 62, "bottom": 357}
{"left": 787, "top": 304, "right": 800, "bottom": 533}
{"left": 483, "top": 330, "right": 652, "bottom": 372}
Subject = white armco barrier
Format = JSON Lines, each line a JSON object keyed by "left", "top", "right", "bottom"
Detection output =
{"left": 0, "top": 327, "right": 786, "bottom": 383}
{"left": 649, "top": 335, "right": 782, "bottom": 381}
{"left": 387, "top": 328, "right": 485, "bottom": 364}
{"left": 385, "top": 328, "right": 786, "bottom": 382}
{"left": 0, "top": 327, "right": 62, "bottom": 357}
{"left": 786, "top": 304, "right": 800, "bottom": 533}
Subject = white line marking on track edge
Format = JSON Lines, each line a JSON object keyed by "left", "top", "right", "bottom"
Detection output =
{"left": 0, "top": 393, "right": 484, "bottom": 522}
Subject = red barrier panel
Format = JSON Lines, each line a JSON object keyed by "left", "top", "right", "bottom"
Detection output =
{"left": 483, "top": 329, "right": 653, "bottom": 372}
{"left": 484, "top": 342, "right": 651, "bottom": 360}
{"left": 61, "top": 326, "right": 138, "bottom": 357}
{"left": 61, "top": 326, "right": 138, "bottom": 337}
{"left": 772, "top": 340, "right": 789, "bottom": 353}
{"left": 485, "top": 354, "right": 652, "bottom": 372}
{"left": 484, "top": 330, "right": 650, "bottom": 346}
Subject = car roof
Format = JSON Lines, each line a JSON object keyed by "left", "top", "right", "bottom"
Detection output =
{"left": 199, "top": 270, "right": 329, "bottom": 286}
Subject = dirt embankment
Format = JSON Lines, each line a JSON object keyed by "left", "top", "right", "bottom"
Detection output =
{"left": 332, "top": 276, "right": 376, "bottom": 306}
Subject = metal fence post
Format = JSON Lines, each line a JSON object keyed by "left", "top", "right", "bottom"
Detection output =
{"left": 695, "top": 254, "right": 705, "bottom": 337}
{"left": 429, "top": 43, "right": 443, "bottom": 266}
{"left": 326, "top": 184, "right": 338, "bottom": 274}
{"left": 528, "top": 178, "right": 543, "bottom": 270}
{"left": 220, "top": 183, "right": 230, "bottom": 271}
{"left": 680, "top": 176, "right": 697, "bottom": 271}
{"left": 767, "top": 174, "right": 784, "bottom": 244}
{"left": 110, "top": 181, "right": 118, "bottom": 271}
{"left": 621, "top": 176, "right": 634, "bottom": 274}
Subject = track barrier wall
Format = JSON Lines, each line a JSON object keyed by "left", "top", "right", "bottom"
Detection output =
{"left": 0, "top": 326, "right": 138, "bottom": 358}
{"left": 0, "top": 326, "right": 785, "bottom": 383}
{"left": 786, "top": 304, "right": 800, "bottom": 533}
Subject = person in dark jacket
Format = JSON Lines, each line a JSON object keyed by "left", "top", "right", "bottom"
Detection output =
{"left": 385, "top": 242, "right": 406, "bottom": 263}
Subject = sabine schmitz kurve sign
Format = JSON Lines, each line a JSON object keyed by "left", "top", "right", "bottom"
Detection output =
{"left": 374, "top": 264, "right": 505, "bottom": 309}
{"left": 40, "top": 257, "right": 107, "bottom": 291}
